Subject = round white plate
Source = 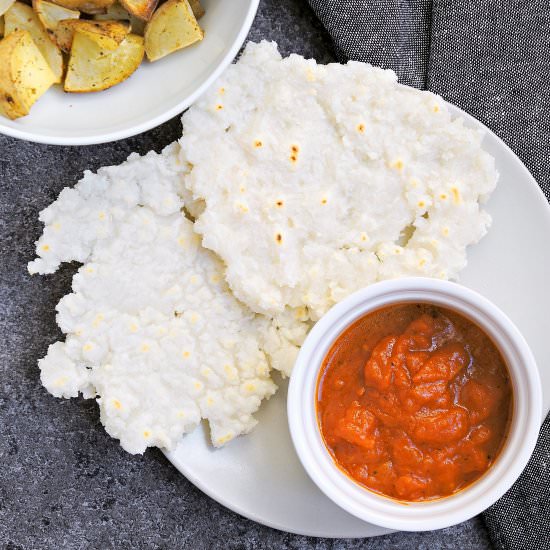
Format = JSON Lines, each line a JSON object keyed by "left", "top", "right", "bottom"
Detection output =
{"left": 165, "top": 104, "right": 550, "bottom": 538}
{"left": 0, "top": 0, "right": 258, "bottom": 145}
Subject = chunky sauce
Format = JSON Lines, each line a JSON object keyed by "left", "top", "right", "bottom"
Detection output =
{"left": 316, "top": 304, "right": 512, "bottom": 502}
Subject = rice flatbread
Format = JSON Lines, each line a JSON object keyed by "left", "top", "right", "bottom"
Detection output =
{"left": 29, "top": 144, "right": 305, "bottom": 454}
{"left": 180, "top": 41, "right": 498, "bottom": 321}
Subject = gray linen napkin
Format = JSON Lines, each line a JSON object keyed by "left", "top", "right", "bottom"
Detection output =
{"left": 306, "top": 1, "right": 550, "bottom": 548}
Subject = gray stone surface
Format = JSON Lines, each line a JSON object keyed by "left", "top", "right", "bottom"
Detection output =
{"left": 0, "top": 0, "right": 494, "bottom": 548}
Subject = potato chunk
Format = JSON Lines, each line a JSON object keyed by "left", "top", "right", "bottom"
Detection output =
{"left": 92, "top": 1, "right": 129, "bottom": 19}
{"left": 53, "top": 18, "right": 130, "bottom": 52}
{"left": 119, "top": 0, "right": 157, "bottom": 21}
{"left": 144, "top": 0, "right": 203, "bottom": 62}
{"left": 0, "top": 29, "right": 56, "bottom": 119}
{"left": 0, "top": 0, "right": 15, "bottom": 17}
{"left": 92, "top": 3, "right": 145, "bottom": 35}
{"left": 64, "top": 30, "right": 143, "bottom": 92}
{"left": 32, "top": 0, "right": 79, "bottom": 33}
{"left": 4, "top": 2, "right": 63, "bottom": 81}
{"left": 48, "top": 0, "right": 115, "bottom": 15}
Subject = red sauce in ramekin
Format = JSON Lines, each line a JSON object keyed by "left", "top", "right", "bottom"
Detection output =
{"left": 316, "top": 303, "right": 513, "bottom": 502}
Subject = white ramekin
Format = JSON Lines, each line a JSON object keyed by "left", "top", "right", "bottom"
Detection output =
{"left": 288, "top": 277, "right": 542, "bottom": 532}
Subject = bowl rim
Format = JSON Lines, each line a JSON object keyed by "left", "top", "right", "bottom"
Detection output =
{"left": 0, "top": 0, "right": 260, "bottom": 146}
{"left": 287, "top": 277, "right": 542, "bottom": 531}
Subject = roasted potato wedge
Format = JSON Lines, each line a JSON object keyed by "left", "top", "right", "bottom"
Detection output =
{"left": 64, "top": 30, "right": 143, "bottom": 92}
{"left": 92, "top": 3, "right": 145, "bottom": 35}
{"left": 119, "top": 0, "right": 156, "bottom": 21}
{"left": 188, "top": 0, "right": 203, "bottom": 19}
{"left": 50, "top": 18, "right": 77, "bottom": 50}
{"left": 0, "top": 29, "right": 56, "bottom": 118}
{"left": 4, "top": 1, "right": 63, "bottom": 81}
{"left": 0, "top": 0, "right": 15, "bottom": 16}
{"left": 91, "top": 1, "right": 127, "bottom": 19}
{"left": 0, "top": 17, "right": 4, "bottom": 38}
{"left": 49, "top": 0, "right": 114, "bottom": 15}
{"left": 32, "top": 0, "right": 79, "bottom": 33}
{"left": 53, "top": 18, "right": 129, "bottom": 51}
{"left": 144, "top": 0, "right": 203, "bottom": 62}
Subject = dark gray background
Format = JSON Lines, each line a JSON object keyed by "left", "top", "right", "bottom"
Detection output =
{"left": 0, "top": 0, "right": 494, "bottom": 548}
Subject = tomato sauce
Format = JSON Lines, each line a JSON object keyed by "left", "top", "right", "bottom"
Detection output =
{"left": 316, "top": 303, "right": 513, "bottom": 502}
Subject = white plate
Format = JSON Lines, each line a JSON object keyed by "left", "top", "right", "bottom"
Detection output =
{"left": 0, "top": 0, "right": 258, "bottom": 145}
{"left": 165, "top": 104, "right": 550, "bottom": 538}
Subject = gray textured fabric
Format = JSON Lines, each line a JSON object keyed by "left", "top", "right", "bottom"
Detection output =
{"left": 306, "top": 1, "right": 550, "bottom": 549}
{"left": 483, "top": 421, "right": 550, "bottom": 549}
{"left": 428, "top": 0, "right": 550, "bottom": 206}
{"left": 306, "top": 0, "right": 432, "bottom": 88}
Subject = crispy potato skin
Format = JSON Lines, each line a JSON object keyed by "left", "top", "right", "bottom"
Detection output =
{"left": 119, "top": 0, "right": 157, "bottom": 21}
{"left": 0, "top": 29, "right": 56, "bottom": 118}
{"left": 50, "top": 0, "right": 115, "bottom": 15}
{"left": 64, "top": 30, "right": 143, "bottom": 92}
{"left": 53, "top": 18, "right": 129, "bottom": 51}
{"left": 50, "top": 18, "right": 77, "bottom": 50}
{"left": 144, "top": 0, "right": 203, "bottom": 62}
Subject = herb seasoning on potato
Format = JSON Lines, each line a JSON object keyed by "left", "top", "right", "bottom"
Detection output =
{"left": 0, "top": 0, "right": 204, "bottom": 119}
{"left": 0, "top": 29, "right": 56, "bottom": 118}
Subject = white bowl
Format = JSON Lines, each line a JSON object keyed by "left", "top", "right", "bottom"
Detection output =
{"left": 288, "top": 278, "right": 542, "bottom": 532}
{"left": 0, "top": 0, "right": 259, "bottom": 145}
